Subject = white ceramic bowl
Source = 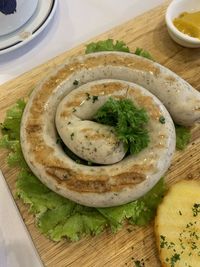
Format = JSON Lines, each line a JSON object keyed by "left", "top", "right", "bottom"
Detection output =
{"left": 165, "top": 0, "right": 200, "bottom": 48}
{"left": 0, "top": 0, "right": 38, "bottom": 37}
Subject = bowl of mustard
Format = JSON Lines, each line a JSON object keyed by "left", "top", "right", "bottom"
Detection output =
{"left": 165, "top": 0, "right": 200, "bottom": 48}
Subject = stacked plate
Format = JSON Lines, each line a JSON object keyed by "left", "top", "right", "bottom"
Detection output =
{"left": 0, "top": 0, "right": 57, "bottom": 54}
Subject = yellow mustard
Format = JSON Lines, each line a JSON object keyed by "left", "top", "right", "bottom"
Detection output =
{"left": 173, "top": 11, "right": 200, "bottom": 39}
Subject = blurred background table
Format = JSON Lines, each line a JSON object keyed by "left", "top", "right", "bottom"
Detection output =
{"left": 0, "top": 0, "right": 165, "bottom": 85}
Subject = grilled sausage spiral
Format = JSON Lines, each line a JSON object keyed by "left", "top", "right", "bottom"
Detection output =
{"left": 21, "top": 52, "right": 200, "bottom": 207}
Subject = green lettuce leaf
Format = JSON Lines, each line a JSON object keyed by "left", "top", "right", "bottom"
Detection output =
{"left": 48, "top": 212, "right": 108, "bottom": 241}
{"left": 85, "top": 39, "right": 154, "bottom": 61}
{"left": 85, "top": 39, "right": 130, "bottom": 53}
{"left": 98, "top": 178, "right": 165, "bottom": 231}
{"left": 175, "top": 124, "right": 191, "bottom": 150}
{"left": 134, "top": 47, "right": 154, "bottom": 61}
{"left": 0, "top": 99, "right": 26, "bottom": 140}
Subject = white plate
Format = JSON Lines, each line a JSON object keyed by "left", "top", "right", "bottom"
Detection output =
{"left": 0, "top": 0, "right": 57, "bottom": 55}
{"left": 0, "top": 0, "right": 39, "bottom": 36}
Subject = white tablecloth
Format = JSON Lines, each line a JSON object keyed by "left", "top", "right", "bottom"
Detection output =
{"left": 0, "top": 0, "right": 165, "bottom": 85}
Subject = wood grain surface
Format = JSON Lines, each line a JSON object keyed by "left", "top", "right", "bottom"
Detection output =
{"left": 1, "top": 1, "right": 200, "bottom": 266}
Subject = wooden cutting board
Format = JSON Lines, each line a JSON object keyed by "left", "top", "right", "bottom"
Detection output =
{"left": 1, "top": 1, "right": 200, "bottom": 266}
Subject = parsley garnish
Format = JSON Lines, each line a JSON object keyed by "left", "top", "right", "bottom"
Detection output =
{"left": 94, "top": 98, "right": 150, "bottom": 154}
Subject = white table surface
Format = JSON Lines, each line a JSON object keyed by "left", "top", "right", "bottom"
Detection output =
{"left": 0, "top": 1, "right": 166, "bottom": 266}
{"left": 0, "top": 0, "right": 166, "bottom": 86}
{"left": 0, "top": 171, "right": 43, "bottom": 267}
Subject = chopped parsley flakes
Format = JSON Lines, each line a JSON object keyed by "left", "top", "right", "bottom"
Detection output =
{"left": 92, "top": 95, "right": 99, "bottom": 103}
{"left": 159, "top": 116, "right": 165, "bottom": 124}
{"left": 73, "top": 80, "right": 79, "bottom": 86}
{"left": 192, "top": 203, "right": 200, "bottom": 217}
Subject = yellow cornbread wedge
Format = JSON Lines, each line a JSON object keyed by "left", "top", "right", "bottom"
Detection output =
{"left": 173, "top": 11, "right": 200, "bottom": 39}
{"left": 155, "top": 180, "right": 200, "bottom": 267}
